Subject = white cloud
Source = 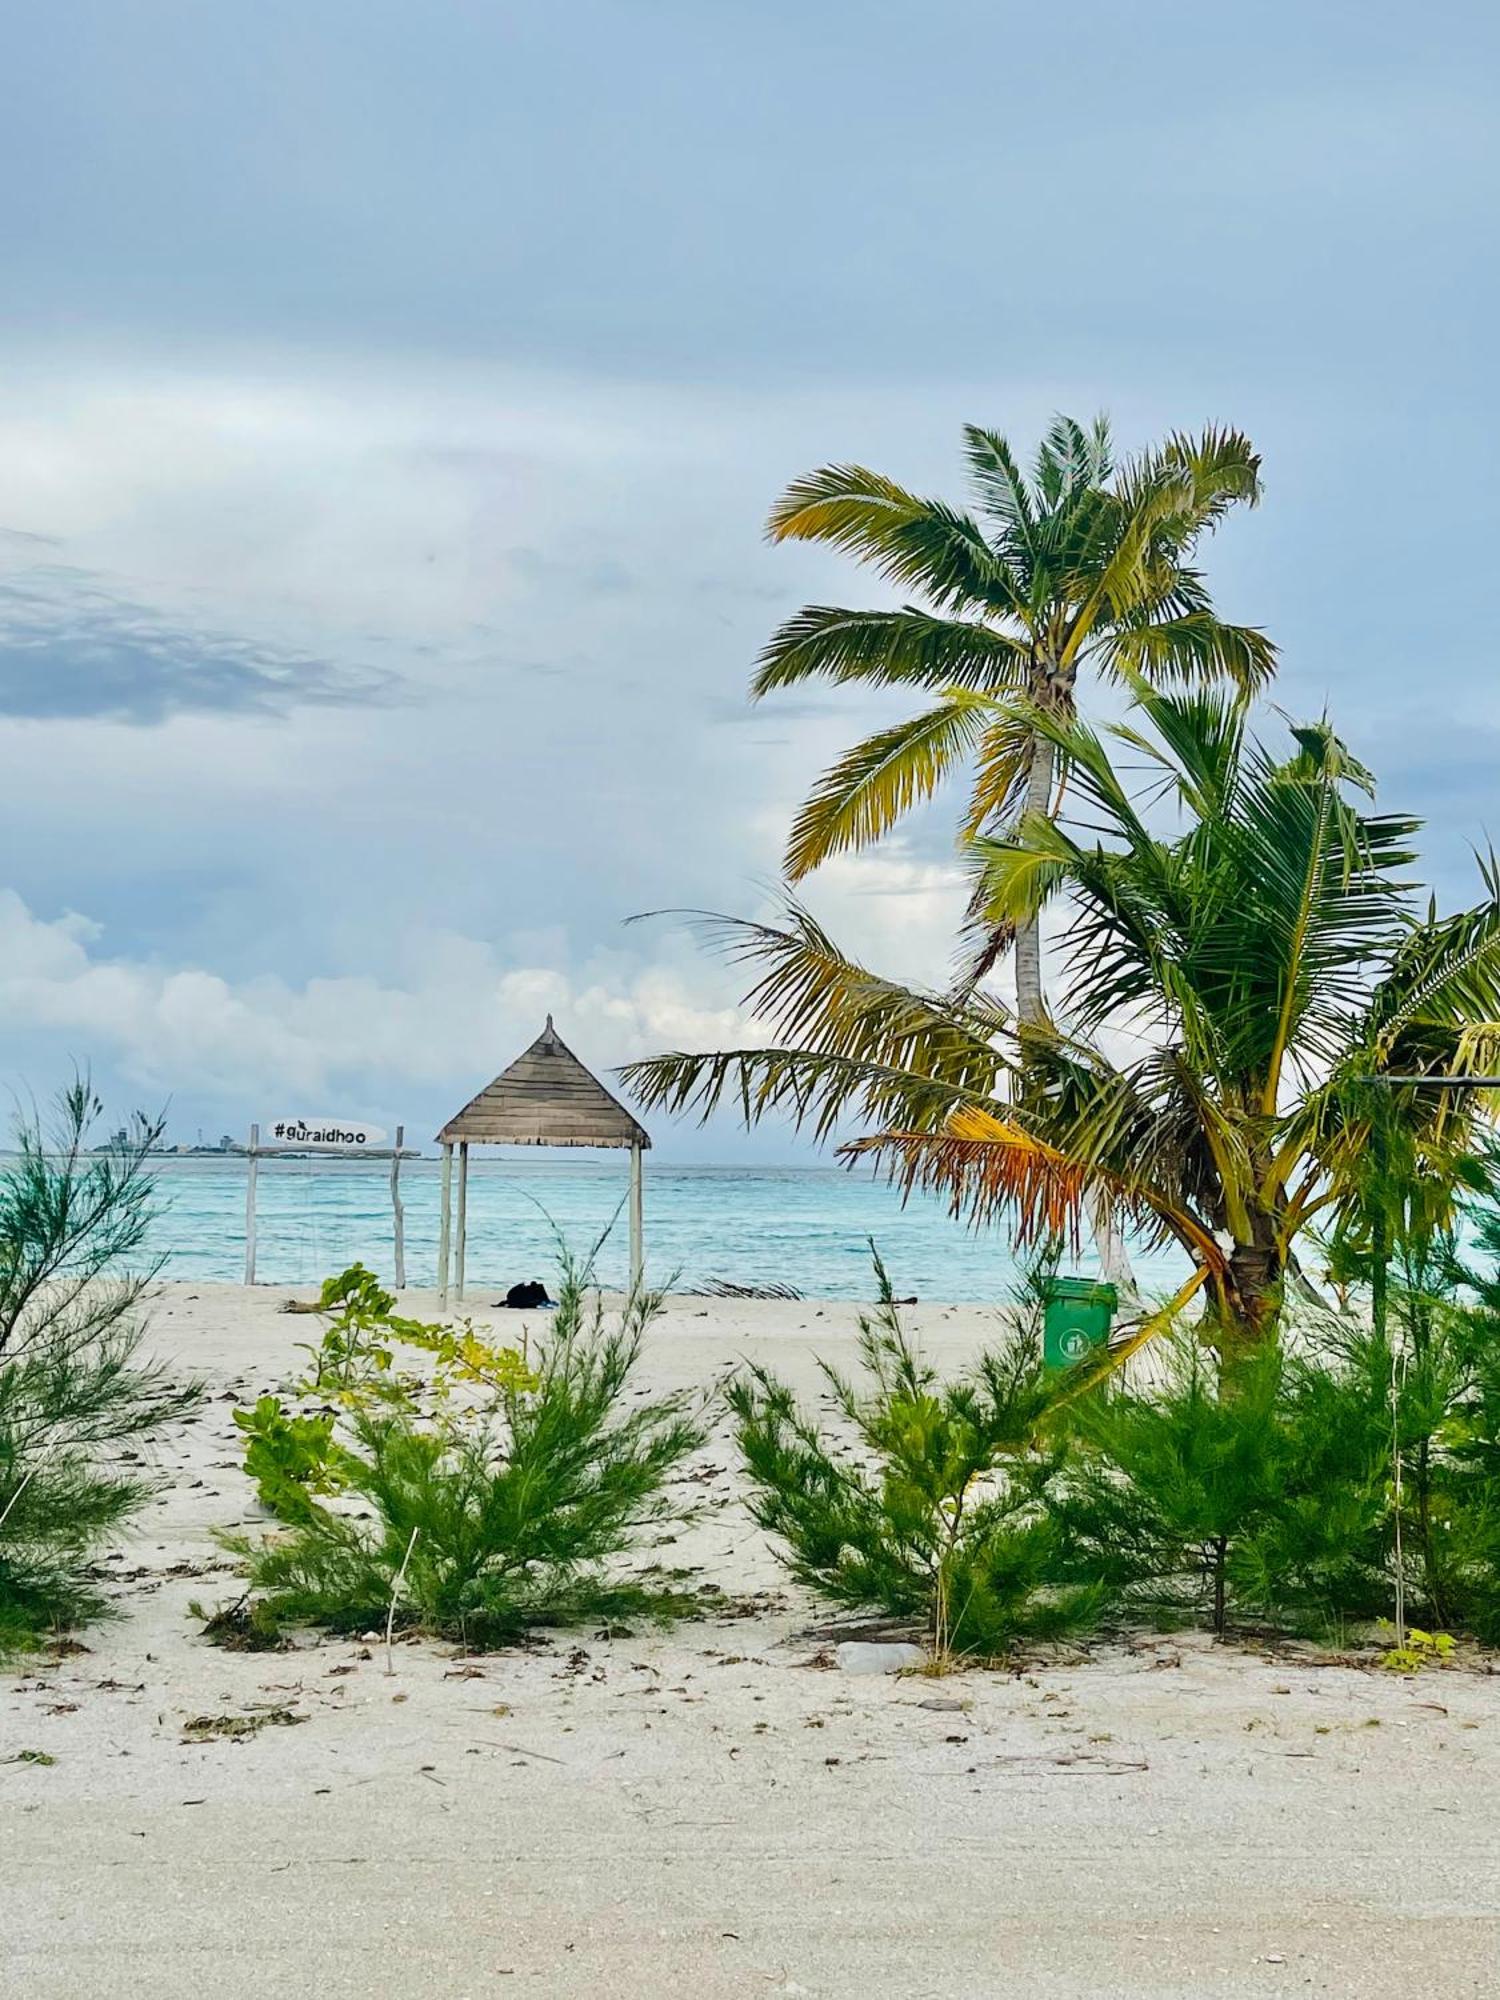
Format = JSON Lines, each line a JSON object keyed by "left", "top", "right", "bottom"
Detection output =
{"left": 785, "top": 843, "right": 971, "bottom": 992}
{"left": 0, "top": 887, "right": 762, "bottom": 1106}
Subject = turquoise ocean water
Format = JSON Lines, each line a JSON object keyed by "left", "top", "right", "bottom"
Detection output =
{"left": 130, "top": 1154, "right": 1186, "bottom": 1302}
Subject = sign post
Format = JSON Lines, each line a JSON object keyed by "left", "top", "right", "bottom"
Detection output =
{"left": 244, "top": 1123, "right": 259, "bottom": 1286}
{"left": 242, "top": 1117, "right": 409, "bottom": 1289}
{"left": 390, "top": 1124, "right": 406, "bottom": 1290}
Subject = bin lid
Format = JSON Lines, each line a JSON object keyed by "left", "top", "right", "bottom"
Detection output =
{"left": 1043, "top": 1276, "right": 1119, "bottom": 1307}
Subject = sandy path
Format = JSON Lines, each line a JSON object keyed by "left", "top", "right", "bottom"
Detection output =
{"left": 3, "top": 1282, "right": 1498, "bottom": 1997}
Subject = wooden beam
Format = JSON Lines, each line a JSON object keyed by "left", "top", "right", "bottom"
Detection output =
{"left": 390, "top": 1123, "right": 406, "bottom": 1289}
{"left": 456, "top": 1140, "right": 469, "bottom": 1304}
{"left": 244, "top": 1123, "right": 259, "bottom": 1287}
{"left": 629, "top": 1141, "right": 644, "bottom": 1294}
{"left": 437, "top": 1142, "right": 453, "bottom": 1307}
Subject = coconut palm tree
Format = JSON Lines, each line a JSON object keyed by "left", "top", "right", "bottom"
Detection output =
{"left": 755, "top": 415, "right": 1273, "bottom": 1012}
{"left": 625, "top": 686, "right": 1500, "bottom": 1355}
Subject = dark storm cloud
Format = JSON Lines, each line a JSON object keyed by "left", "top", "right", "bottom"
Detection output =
{"left": 0, "top": 563, "right": 397, "bottom": 723}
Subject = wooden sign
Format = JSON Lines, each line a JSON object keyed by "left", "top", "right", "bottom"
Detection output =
{"left": 261, "top": 1117, "right": 388, "bottom": 1150}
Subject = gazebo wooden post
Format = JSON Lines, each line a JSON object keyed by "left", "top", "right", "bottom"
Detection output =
{"left": 390, "top": 1123, "right": 406, "bottom": 1289}
{"left": 437, "top": 1141, "right": 453, "bottom": 1307}
{"left": 244, "top": 1123, "right": 259, "bottom": 1287}
{"left": 455, "top": 1140, "right": 469, "bottom": 1304}
{"left": 629, "top": 1141, "right": 644, "bottom": 1294}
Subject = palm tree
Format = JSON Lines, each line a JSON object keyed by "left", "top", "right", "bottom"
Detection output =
{"left": 625, "top": 686, "right": 1500, "bottom": 1355}
{"left": 754, "top": 415, "right": 1273, "bottom": 1012}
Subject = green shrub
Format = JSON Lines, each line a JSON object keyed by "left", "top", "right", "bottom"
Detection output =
{"left": 233, "top": 1397, "right": 350, "bottom": 1525}
{"left": 227, "top": 1257, "right": 706, "bottom": 1647}
{"left": 1053, "top": 1332, "right": 1391, "bottom": 1636}
{"left": 1369, "top": 1207, "right": 1500, "bottom": 1643}
{"left": 1311, "top": 1166, "right": 1500, "bottom": 1644}
{"left": 729, "top": 1253, "right": 1100, "bottom": 1662}
{"left": 236, "top": 1265, "right": 541, "bottom": 1526}
{"left": 0, "top": 1081, "right": 202, "bottom": 1658}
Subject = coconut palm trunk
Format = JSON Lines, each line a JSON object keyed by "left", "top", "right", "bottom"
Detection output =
{"left": 1012, "top": 728, "right": 1055, "bottom": 1025}
{"left": 1014, "top": 693, "right": 1139, "bottom": 1296}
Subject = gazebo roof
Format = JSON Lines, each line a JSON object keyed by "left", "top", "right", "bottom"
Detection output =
{"left": 435, "top": 1017, "right": 651, "bottom": 1151}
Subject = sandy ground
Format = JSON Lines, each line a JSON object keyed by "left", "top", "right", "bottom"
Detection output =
{"left": 3, "top": 1280, "right": 1499, "bottom": 1998}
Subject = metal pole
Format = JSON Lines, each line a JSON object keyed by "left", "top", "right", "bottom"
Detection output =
{"left": 437, "top": 1142, "right": 453, "bottom": 1307}
{"left": 1370, "top": 1076, "right": 1500, "bottom": 1087}
{"left": 244, "top": 1124, "right": 259, "bottom": 1287}
{"left": 455, "top": 1141, "right": 469, "bottom": 1305}
{"left": 390, "top": 1124, "right": 406, "bottom": 1289}
{"left": 629, "top": 1142, "right": 644, "bottom": 1294}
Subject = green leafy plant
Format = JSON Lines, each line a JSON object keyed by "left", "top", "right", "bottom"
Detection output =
{"left": 1378, "top": 1625, "right": 1456, "bottom": 1673}
{"left": 233, "top": 1397, "right": 351, "bottom": 1524}
{"left": 225, "top": 1256, "right": 706, "bottom": 1648}
{"left": 728, "top": 1250, "right": 1100, "bottom": 1664}
{"left": 0, "top": 1080, "right": 202, "bottom": 1658}
{"left": 237, "top": 1265, "right": 542, "bottom": 1528}
{"left": 291, "top": 1261, "right": 537, "bottom": 1404}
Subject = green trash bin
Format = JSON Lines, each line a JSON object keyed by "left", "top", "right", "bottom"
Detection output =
{"left": 1042, "top": 1276, "right": 1118, "bottom": 1371}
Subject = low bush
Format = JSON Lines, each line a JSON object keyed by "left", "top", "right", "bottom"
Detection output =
{"left": 729, "top": 1253, "right": 1101, "bottom": 1662}
{"left": 1051, "top": 1331, "right": 1393, "bottom": 1637}
{"left": 1363, "top": 1207, "right": 1500, "bottom": 1644}
{"left": 0, "top": 1082, "right": 201, "bottom": 1658}
{"left": 226, "top": 1258, "right": 707, "bottom": 1647}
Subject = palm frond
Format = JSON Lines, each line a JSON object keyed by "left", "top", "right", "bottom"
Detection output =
{"left": 843, "top": 1114, "right": 1091, "bottom": 1248}
{"left": 960, "top": 706, "right": 1037, "bottom": 837}
{"left": 621, "top": 901, "right": 1015, "bottom": 1147}
{"left": 765, "top": 465, "right": 1016, "bottom": 615}
{"left": 961, "top": 425, "right": 1038, "bottom": 548}
{"left": 1158, "top": 426, "right": 1265, "bottom": 535}
{"left": 1105, "top": 610, "right": 1276, "bottom": 694}
{"left": 753, "top": 605, "right": 1030, "bottom": 698}
{"left": 1033, "top": 414, "right": 1113, "bottom": 507}
{"left": 623, "top": 1044, "right": 985, "bottom": 1149}
{"left": 783, "top": 691, "right": 998, "bottom": 878}
{"left": 1367, "top": 861, "right": 1500, "bottom": 1055}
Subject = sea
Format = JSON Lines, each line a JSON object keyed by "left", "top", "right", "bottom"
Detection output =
{"left": 127, "top": 1153, "right": 1187, "bottom": 1302}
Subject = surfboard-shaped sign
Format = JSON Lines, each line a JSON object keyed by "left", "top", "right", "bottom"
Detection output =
{"left": 262, "top": 1118, "right": 388, "bottom": 1150}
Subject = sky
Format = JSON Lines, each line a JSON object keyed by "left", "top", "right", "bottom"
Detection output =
{"left": 1, "top": 0, "right": 1497, "bottom": 1157}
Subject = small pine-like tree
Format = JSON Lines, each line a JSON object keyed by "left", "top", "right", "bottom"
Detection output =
{"left": 0, "top": 1081, "right": 202, "bottom": 1657}
{"left": 230, "top": 1257, "right": 707, "bottom": 1646}
{"left": 1367, "top": 1197, "right": 1500, "bottom": 1643}
{"left": 728, "top": 1251, "right": 1100, "bottom": 1662}
{"left": 1053, "top": 1333, "right": 1391, "bottom": 1637}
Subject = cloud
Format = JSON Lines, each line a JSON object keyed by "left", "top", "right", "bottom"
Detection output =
{"left": 0, "top": 548, "right": 397, "bottom": 723}
{"left": 0, "top": 887, "right": 762, "bottom": 1108}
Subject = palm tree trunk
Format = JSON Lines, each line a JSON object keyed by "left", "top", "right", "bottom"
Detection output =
{"left": 1013, "top": 730, "right": 1054, "bottom": 1026}
{"left": 1016, "top": 721, "right": 1139, "bottom": 1300}
{"left": 1214, "top": 1239, "right": 1282, "bottom": 1355}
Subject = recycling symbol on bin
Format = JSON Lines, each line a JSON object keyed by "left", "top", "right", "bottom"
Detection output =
{"left": 1059, "top": 1326, "right": 1093, "bottom": 1361}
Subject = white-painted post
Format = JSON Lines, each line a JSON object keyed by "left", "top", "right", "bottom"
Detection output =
{"left": 390, "top": 1124, "right": 406, "bottom": 1289}
{"left": 437, "top": 1142, "right": 453, "bottom": 1307}
{"left": 244, "top": 1124, "right": 259, "bottom": 1287}
{"left": 629, "top": 1142, "right": 644, "bottom": 1295}
{"left": 455, "top": 1141, "right": 469, "bottom": 1304}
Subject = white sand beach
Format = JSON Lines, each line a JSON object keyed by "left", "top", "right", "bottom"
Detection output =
{"left": 2, "top": 1282, "right": 1497, "bottom": 1999}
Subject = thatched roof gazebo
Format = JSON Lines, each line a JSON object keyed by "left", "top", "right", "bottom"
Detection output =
{"left": 434, "top": 1016, "right": 651, "bottom": 1305}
